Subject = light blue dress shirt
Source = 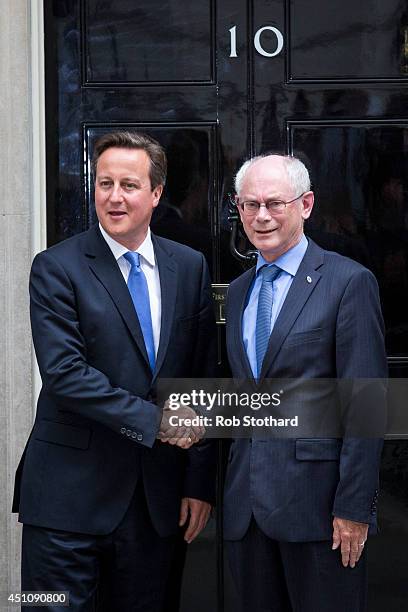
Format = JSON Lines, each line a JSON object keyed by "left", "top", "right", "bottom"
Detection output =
{"left": 242, "top": 234, "right": 308, "bottom": 378}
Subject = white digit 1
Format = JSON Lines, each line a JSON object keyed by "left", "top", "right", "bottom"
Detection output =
{"left": 229, "top": 26, "right": 238, "bottom": 58}
{"left": 254, "top": 26, "right": 284, "bottom": 57}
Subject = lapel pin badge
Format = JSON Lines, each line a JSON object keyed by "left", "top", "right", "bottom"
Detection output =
{"left": 306, "top": 276, "right": 312, "bottom": 283}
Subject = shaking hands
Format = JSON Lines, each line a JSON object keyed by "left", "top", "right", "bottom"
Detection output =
{"left": 158, "top": 400, "right": 206, "bottom": 449}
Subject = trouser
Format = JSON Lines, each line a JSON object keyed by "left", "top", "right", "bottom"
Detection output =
{"left": 21, "top": 484, "right": 177, "bottom": 612}
{"left": 226, "top": 517, "right": 367, "bottom": 612}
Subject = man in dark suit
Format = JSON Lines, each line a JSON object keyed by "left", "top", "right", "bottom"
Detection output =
{"left": 224, "top": 154, "right": 387, "bottom": 611}
{"left": 13, "top": 132, "right": 216, "bottom": 611}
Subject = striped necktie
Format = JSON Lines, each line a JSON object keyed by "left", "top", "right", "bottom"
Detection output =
{"left": 255, "top": 264, "right": 281, "bottom": 377}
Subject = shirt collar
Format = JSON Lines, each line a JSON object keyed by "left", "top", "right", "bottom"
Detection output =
{"left": 99, "top": 224, "right": 156, "bottom": 267}
{"left": 256, "top": 234, "right": 308, "bottom": 277}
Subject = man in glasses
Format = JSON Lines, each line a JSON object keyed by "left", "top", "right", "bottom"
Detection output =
{"left": 224, "top": 154, "right": 387, "bottom": 611}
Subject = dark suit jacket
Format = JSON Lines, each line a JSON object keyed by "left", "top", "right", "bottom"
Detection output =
{"left": 13, "top": 225, "right": 216, "bottom": 537}
{"left": 224, "top": 238, "right": 387, "bottom": 542}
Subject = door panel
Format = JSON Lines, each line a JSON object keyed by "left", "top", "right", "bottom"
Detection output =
{"left": 287, "top": 0, "right": 408, "bottom": 82}
{"left": 289, "top": 121, "right": 408, "bottom": 355}
{"left": 83, "top": 0, "right": 214, "bottom": 84}
{"left": 84, "top": 123, "right": 217, "bottom": 269}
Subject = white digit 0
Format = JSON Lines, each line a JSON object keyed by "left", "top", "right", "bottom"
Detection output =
{"left": 254, "top": 26, "right": 284, "bottom": 57}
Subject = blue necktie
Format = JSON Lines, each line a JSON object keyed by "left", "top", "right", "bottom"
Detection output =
{"left": 123, "top": 252, "right": 155, "bottom": 371}
{"left": 255, "top": 265, "right": 281, "bottom": 377}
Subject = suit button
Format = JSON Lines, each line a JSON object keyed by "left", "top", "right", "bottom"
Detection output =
{"left": 126, "top": 429, "right": 131, "bottom": 436}
{"left": 131, "top": 432, "right": 137, "bottom": 439}
{"left": 137, "top": 433, "right": 143, "bottom": 442}
{"left": 120, "top": 427, "right": 126, "bottom": 434}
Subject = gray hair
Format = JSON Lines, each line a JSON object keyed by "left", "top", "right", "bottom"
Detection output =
{"left": 234, "top": 154, "right": 311, "bottom": 196}
{"left": 92, "top": 131, "right": 167, "bottom": 189}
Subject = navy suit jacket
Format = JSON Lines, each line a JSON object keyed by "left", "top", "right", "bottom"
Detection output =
{"left": 13, "top": 225, "right": 216, "bottom": 537}
{"left": 224, "top": 238, "right": 387, "bottom": 542}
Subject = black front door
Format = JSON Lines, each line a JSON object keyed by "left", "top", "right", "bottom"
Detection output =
{"left": 45, "top": 1, "right": 408, "bottom": 609}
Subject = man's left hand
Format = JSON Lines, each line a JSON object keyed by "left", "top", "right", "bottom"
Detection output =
{"left": 179, "top": 497, "right": 211, "bottom": 543}
{"left": 332, "top": 517, "right": 368, "bottom": 568}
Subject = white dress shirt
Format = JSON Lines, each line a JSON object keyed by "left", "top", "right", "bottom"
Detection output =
{"left": 99, "top": 224, "right": 161, "bottom": 356}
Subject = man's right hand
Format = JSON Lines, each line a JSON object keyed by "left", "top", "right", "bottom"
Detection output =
{"left": 158, "top": 401, "right": 205, "bottom": 449}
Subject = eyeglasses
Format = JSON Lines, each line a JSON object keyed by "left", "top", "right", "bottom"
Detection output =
{"left": 237, "top": 192, "right": 306, "bottom": 216}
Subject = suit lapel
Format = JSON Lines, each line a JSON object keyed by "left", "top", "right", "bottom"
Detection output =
{"left": 83, "top": 226, "right": 151, "bottom": 368}
{"left": 151, "top": 235, "right": 178, "bottom": 380}
{"left": 259, "top": 239, "right": 324, "bottom": 379}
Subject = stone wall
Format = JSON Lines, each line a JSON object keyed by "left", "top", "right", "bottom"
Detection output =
{"left": 0, "top": 0, "right": 35, "bottom": 604}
